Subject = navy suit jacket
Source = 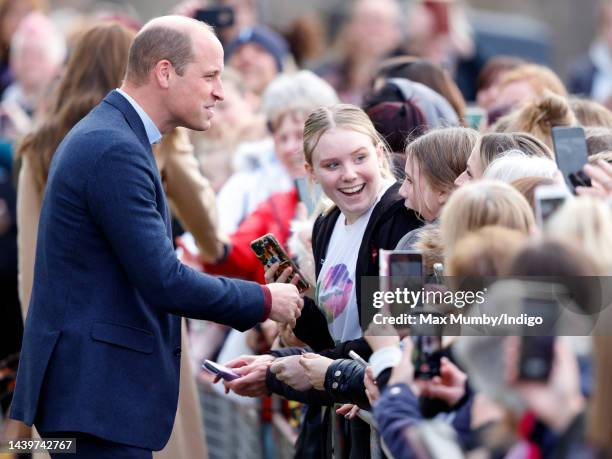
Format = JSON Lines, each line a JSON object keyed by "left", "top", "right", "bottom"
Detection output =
{"left": 11, "top": 91, "right": 265, "bottom": 450}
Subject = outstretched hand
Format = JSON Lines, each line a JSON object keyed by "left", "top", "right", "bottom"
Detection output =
{"left": 267, "top": 283, "right": 303, "bottom": 327}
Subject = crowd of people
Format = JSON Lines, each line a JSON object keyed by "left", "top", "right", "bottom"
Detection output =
{"left": 1, "top": 0, "right": 612, "bottom": 458}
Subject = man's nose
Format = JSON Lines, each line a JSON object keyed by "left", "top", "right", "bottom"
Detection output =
{"left": 213, "top": 79, "right": 224, "bottom": 101}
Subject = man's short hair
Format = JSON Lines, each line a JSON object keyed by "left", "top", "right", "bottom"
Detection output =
{"left": 125, "top": 25, "right": 196, "bottom": 85}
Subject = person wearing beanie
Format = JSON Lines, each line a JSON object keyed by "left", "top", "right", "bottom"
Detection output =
{"left": 226, "top": 25, "right": 289, "bottom": 99}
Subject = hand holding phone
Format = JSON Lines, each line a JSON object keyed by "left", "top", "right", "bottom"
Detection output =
{"left": 412, "top": 335, "right": 442, "bottom": 380}
{"left": 202, "top": 360, "right": 241, "bottom": 381}
{"left": 552, "top": 126, "right": 591, "bottom": 193}
{"left": 251, "top": 234, "right": 310, "bottom": 293}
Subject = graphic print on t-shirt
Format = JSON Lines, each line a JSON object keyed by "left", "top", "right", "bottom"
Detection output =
{"left": 317, "top": 263, "right": 354, "bottom": 323}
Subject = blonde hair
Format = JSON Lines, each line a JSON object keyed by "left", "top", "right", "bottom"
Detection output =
{"left": 405, "top": 127, "right": 479, "bottom": 196}
{"left": 413, "top": 224, "right": 443, "bottom": 276}
{"left": 496, "top": 64, "right": 567, "bottom": 99}
{"left": 546, "top": 196, "right": 612, "bottom": 274}
{"left": 570, "top": 97, "right": 612, "bottom": 129}
{"left": 483, "top": 150, "right": 559, "bottom": 183}
{"left": 588, "top": 151, "right": 612, "bottom": 163}
{"left": 303, "top": 104, "right": 393, "bottom": 179}
{"left": 496, "top": 92, "right": 577, "bottom": 149}
{"left": 440, "top": 180, "right": 535, "bottom": 261}
{"left": 511, "top": 176, "right": 556, "bottom": 212}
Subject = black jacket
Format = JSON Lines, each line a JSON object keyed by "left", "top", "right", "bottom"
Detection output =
{"left": 266, "top": 183, "right": 422, "bottom": 459}
{"left": 292, "top": 182, "right": 422, "bottom": 355}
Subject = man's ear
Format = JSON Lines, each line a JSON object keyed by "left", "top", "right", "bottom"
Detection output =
{"left": 153, "top": 60, "right": 173, "bottom": 89}
{"left": 305, "top": 162, "right": 317, "bottom": 184}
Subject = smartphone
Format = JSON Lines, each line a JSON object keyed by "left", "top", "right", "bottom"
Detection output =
{"left": 412, "top": 335, "right": 442, "bottom": 379}
{"left": 389, "top": 251, "right": 424, "bottom": 307}
{"left": 517, "top": 283, "right": 560, "bottom": 381}
{"left": 250, "top": 233, "right": 310, "bottom": 294}
{"left": 534, "top": 184, "right": 568, "bottom": 227}
{"left": 348, "top": 350, "right": 368, "bottom": 368}
{"left": 195, "top": 6, "right": 234, "bottom": 28}
{"left": 551, "top": 126, "right": 591, "bottom": 193}
{"left": 202, "top": 360, "right": 241, "bottom": 381}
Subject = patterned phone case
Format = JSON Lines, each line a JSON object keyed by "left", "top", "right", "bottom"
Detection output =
{"left": 250, "top": 233, "right": 310, "bottom": 294}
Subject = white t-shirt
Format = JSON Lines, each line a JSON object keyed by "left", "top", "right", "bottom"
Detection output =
{"left": 316, "top": 182, "right": 393, "bottom": 344}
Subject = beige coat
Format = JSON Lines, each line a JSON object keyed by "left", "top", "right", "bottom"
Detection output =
{"left": 17, "top": 127, "right": 213, "bottom": 458}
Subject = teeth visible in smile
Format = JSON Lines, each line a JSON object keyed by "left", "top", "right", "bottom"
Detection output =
{"left": 339, "top": 184, "right": 365, "bottom": 194}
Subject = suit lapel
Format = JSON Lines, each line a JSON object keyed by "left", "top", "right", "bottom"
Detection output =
{"left": 102, "top": 90, "right": 173, "bottom": 238}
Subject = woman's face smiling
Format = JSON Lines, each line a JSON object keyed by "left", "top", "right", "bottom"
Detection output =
{"left": 308, "top": 127, "right": 384, "bottom": 224}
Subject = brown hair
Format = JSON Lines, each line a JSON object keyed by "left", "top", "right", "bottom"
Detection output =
{"left": 570, "top": 97, "right": 612, "bottom": 128}
{"left": 406, "top": 126, "right": 478, "bottom": 195}
{"left": 510, "top": 176, "right": 556, "bottom": 212}
{"left": 585, "top": 126, "right": 612, "bottom": 156}
{"left": 15, "top": 21, "right": 135, "bottom": 195}
{"left": 477, "top": 132, "right": 554, "bottom": 170}
{"left": 496, "top": 63, "right": 567, "bottom": 98}
{"left": 476, "top": 55, "right": 526, "bottom": 92}
{"left": 125, "top": 23, "right": 204, "bottom": 85}
{"left": 446, "top": 225, "right": 528, "bottom": 277}
{"left": 496, "top": 93, "right": 577, "bottom": 149}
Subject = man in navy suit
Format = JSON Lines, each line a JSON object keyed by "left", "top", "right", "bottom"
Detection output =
{"left": 10, "top": 15, "right": 302, "bottom": 458}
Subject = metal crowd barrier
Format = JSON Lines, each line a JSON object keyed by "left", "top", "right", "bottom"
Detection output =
{"left": 198, "top": 381, "right": 296, "bottom": 459}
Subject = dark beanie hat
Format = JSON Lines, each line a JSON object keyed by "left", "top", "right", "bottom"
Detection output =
{"left": 225, "top": 26, "right": 289, "bottom": 72}
{"left": 366, "top": 101, "right": 428, "bottom": 153}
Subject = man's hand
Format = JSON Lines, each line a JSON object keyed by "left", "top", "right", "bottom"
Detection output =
{"left": 267, "top": 283, "right": 303, "bottom": 327}
{"left": 220, "top": 354, "right": 275, "bottom": 397}
{"left": 269, "top": 355, "right": 312, "bottom": 391}
{"left": 299, "top": 353, "right": 333, "bottom": 390}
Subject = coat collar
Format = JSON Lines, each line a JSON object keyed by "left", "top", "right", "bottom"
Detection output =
{"left": 102, "top": 90, "right": 152, "bottom": 153}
